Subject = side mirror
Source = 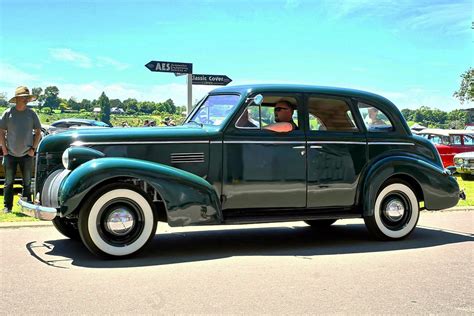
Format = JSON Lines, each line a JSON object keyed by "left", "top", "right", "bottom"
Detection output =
{"left": 247, "top": 94, "right": 264, "bottom": 106}
{"left": 446, "top": 166, "right": 456, "bottom": 175}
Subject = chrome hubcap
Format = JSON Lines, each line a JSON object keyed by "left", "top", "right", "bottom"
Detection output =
{"left": 384, "top": 199, "right": 405, "bottom": 222}
{"left": 105, "top": 208, "right": 135, "bottom": 236}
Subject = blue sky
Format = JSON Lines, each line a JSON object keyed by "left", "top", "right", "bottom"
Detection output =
{"left": 0, "top": 0, "right": 472, "bottom": 110}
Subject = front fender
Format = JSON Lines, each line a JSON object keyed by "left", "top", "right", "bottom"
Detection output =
{"left": 362, "top": 155, "right": 459, "bottom": 216}
{"left": 59, "top": 157, "right": 221, "bottom": 226}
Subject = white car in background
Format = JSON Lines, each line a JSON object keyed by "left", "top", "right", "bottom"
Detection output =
{"left": 454, "top": 151, "right": 474, "bottom": 180}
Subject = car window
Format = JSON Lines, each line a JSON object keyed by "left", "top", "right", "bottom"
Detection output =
{"left": 307, "top": 97, "right": 358, "bottom": 132}
{"left": 451, "top": 135, "right": 462, "bottom": 145}
{"left": 189, "top": 94, "right": 241, "bottom": 126}
{"left": 463, "top": 135, "right": 474, "bottom": 145}
{"left": 357, "top": 102, "right": 393, "bottom": 132}
{"left": 235, "top": 95, "right": 299, "bottom": 132}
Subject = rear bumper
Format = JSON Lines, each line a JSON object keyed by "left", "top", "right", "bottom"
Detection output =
{"left": 18, "top": 199, "right": 57, "bottom": 221}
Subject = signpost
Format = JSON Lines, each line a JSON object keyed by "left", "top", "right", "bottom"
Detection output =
{"left": 145, "top": 60, "right": 232, "bottom": 114}
{"left": 145, "top": 60, "right": 193, "bottom": 113}
{"left": 192, "top": 74, "right": 232, "bottom": 86}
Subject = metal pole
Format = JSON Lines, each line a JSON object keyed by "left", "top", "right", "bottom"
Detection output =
{"left": 187, "top": 74, "right": 192, "bottom": 115}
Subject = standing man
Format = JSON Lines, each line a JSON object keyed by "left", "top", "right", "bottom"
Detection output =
{"left": 0, "top": 86, "right": 42, "bottom": 213}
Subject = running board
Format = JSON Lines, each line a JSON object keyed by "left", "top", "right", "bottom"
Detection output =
{"left": 222, "top": 208, "right": 362, "bottom": 225}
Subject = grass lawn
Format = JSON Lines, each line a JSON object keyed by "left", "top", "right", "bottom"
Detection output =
{"left": 0, "top": 176, "right": 472, "bottom": 223}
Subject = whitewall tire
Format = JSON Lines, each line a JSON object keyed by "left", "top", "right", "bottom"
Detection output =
{"left": 364, "top": 182, "right": 419, "bottom": 240}
{"left": 78, "top": 183, "right": 157, "bottom": 258}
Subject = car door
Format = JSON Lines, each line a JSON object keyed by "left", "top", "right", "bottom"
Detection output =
{"left": 221, "top": 93, "right": 307, "bottom": 210}
{"left": 305, "top": 95, "right": 367, "bottom": 208}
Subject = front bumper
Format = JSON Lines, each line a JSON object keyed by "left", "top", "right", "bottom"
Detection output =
{"left": 456, "top": 166, "right": 474, "bottom": 175}
{"left": 18, "top": 199, "right": 57, "bottom": 221}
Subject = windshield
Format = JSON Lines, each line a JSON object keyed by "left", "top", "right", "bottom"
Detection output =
{"left": 188, "top": 94, "right": 241, "bottom": 126}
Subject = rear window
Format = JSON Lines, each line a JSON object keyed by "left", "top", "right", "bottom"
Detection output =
{"left": 307, "top": 97, "right": 358, "bottom": 132}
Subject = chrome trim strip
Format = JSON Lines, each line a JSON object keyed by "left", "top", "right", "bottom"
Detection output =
{"left": 71, "top": 140, "right": 209, "bottom": 146}
{"left": 308, "top": 141, "right": 366, "bottom": 145}
{"left": 368, "top": 142, "right": 414, "bottom": 146}
{"left": 18, "top": 199, "right": 57, "bottom": 221}
{"left": 224, "top": 141, "right": 305, "bottom": 144}
{"left": 210, "top": 141, "right": 223, "bottom": 144}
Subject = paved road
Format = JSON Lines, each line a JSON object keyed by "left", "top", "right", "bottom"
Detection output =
{"left": 1, "top": 211, "right": 472, "bottom": 315}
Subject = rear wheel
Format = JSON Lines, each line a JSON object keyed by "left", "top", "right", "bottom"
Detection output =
{"left": 52, "top": 217, "right": 80, "bottom": 240}
{"left": 78, "top": 183, "right": 157, "bottom": 258}
{"left": 305, "top": 219, "right": 337, "bottom": 229}
{"left": 364, "top": 182, "right": 419, "bottom": 240}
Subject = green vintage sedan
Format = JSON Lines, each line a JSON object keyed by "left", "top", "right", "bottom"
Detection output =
{"left": 19, "top": 84, "right": 462, "bottom": 258}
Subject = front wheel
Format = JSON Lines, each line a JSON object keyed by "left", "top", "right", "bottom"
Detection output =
{"left": 52, "top": 217, "right": 80, "bottom": 240}
{"left": 78, "top": 183, "right": 157, "bottom": 258}
{"left": 364, "top": 182, "right": 419, "bottom": 240}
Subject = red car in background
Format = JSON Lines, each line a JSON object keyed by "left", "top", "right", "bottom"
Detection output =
{"left": 417, "top": 129, "right": 474, "bottom": 167}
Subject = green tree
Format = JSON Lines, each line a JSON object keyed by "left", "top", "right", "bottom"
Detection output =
{"left": 0, "top": 92, "right": 8, "bottom": 107}
{"left": 80, "top": 99, "right": 92, "bottom": 111}
{"left": 453, "top": 68, "right": 474, "bottom": 104}
{"left": 164, "top": 98, "right": 176, "bottom": 114}
{"left": 43, "top": 86, "right": 60, "bottom": 110}
{"left": 67, "top": 97, "right": 81, "bottom": 111}
{"left": 31, "top": 87, "right": 43, "bottom": 109}
{"left": 98, "top": 92, "right": 111, "bottom": 125}
{"left": 123, "top": 98, "right": 138, "bottom": 114}
{"left": 110, "top": 99, "right": 123, "bottom": 109}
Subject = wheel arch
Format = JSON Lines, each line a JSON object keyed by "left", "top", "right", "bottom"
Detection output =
{"left": 360, "top": 155, "right": 458, "bottom": 216}
{"left": 58, "top": 157, "right": 222, "bottom": 226}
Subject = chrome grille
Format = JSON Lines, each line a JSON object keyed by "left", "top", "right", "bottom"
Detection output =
{"left": 170, "top": 152, "right": 205, "bottom": 163}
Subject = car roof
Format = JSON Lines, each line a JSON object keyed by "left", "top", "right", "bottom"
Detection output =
{"left": 419, "top": 129, "right": 474, "bottom": 136}
{"left": 209, "top": 84, "right": 395, "bottom": 106}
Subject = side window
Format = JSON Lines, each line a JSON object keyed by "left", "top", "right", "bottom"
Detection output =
{"left": 236, "top": 96, "right": 299, "bottom": 132}
{"left": 358, "top": 102, "right": 393, "bottom": 132}
{"left": 307, "top": 97, "right": 358, "bottom": 132}
{"left": 430, "top": 136, "right": 442, "bottom": 144}
{"left": 452, "top": 135, "right": 462, "bottom": 145}
{"left": 464, "top": 135, "right": 474, "bottom": 146}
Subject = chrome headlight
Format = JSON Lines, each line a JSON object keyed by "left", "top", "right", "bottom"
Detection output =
{"left": 62, "top": 149, "right": 70, "bottom": 169}
{"left": 61, "top": 146, "right": 105, "bottom": 170}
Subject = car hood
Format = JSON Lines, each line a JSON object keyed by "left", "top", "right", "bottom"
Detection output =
{"left": 38, "top": 125, "right": 222, "bottom": 153}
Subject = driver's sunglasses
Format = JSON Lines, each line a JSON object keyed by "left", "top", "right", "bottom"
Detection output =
{"left": 274, "top": 107, "right": 290, "bottom": 112}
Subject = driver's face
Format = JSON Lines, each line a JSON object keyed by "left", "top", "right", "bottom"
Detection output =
{"left": 274, "top": 102, "right": 293, "bottom": 123}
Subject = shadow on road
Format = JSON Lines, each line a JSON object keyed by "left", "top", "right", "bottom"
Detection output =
{"left": 28, "top": 223, "right": 473, "bottom": 268}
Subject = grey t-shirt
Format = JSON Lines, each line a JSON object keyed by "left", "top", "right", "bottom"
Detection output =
{"left": 0, "top": 107, "right": 41, "bottom": 157}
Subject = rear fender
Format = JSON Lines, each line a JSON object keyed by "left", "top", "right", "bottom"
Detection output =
{"left": 59, "top": 158, "right": 221, "bottom": 226}
{"left": 362, "top": 156, "right": 459, "bottom": 216}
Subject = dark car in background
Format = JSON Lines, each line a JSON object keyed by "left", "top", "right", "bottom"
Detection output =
{"left": 47, "top": 119, "right": 111, "bottom": 134}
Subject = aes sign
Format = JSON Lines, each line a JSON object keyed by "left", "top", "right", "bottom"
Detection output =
{"left": 145, "top": 61, "right": 193, "bottom": 74}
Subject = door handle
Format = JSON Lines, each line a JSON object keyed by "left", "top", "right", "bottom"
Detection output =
{"left": 292, "top": 146, "right": 305, "bottom": 149}
{"left": 310, "top": 145, "right": 322, "bottom": 149}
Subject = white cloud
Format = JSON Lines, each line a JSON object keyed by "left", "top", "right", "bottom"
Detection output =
{"left": 49, "top": 48, "right": 129, "bottom": 71}
{"left": 0, "top": 62, "right": 39, "bottom": 85}
{"left": 50, "top": 48, "right": 92, "bottom": 68}
{"left": 96, "top": 57, "right": 129, "bottom": 71}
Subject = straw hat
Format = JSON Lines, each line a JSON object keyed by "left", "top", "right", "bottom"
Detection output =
{"left": 8, "top": 86, "right": 37, "bottom": 103}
